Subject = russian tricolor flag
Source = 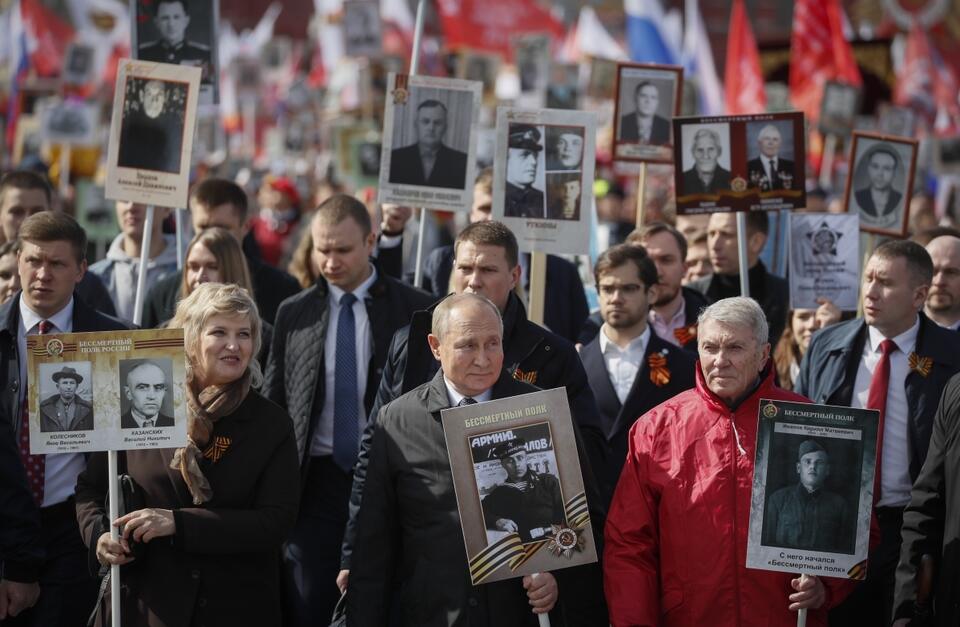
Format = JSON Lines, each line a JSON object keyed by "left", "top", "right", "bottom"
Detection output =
{"left": 624, "top": 0, "right": 679, "bottom": 65}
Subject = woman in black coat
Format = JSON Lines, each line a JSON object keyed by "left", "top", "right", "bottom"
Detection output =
{"left": 75, "top": 283, "right": 300, "bottom": 627}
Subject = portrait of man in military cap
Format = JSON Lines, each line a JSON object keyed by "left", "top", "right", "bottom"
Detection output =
{"left": 504, "top": 124, "right": 546, "bottom": 219}
{"left": 39, "top": 363, "right": 94, "bottom": 432}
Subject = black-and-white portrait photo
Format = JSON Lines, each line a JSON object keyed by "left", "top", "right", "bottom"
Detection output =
{"left": 38, "top": 363, "right": 94, "bottom": 432}
{"left": 42, "top": 101, "right": 97, "bottom": 145}
{"left": 515, "top": 35, "right": 549, "bottom": 94}
{"left": 357, "top": 141, "right": 381, "bottom": 177}
{"left": 546, "top": 172, "right": 582, "bottom": 221}
{"left": 117, "top": 76, "right": 187, "bottom": 173}
{"left": 119, "top": 358, "right": 175, "bottom": 429}
{"left": 63, "top": 43, "right": 95, "bottom": 86}
{"left": 545, "top": 64, "right": 579, "bottom": 110}
{"left": 343, "top": 0, "right": 382, "bottom": 58}
{"left": 545, "top": 126, "right": 584, "bottom": 171}
{"left": 134, "top": 0, "right": 216, "bottom": 92}
{"left": 848, "top": 135, "right": 917, "bottom": 234}
{"left": 616, "top": 72, "right": 676, "bottom": 146}
{"left": 819, "top": 81, "right": 860, "bottom": 136}
{"left": 761, "top": 437, "right": 859, "bottom": 554}
{"left": 877, "top": 104, "right": 916, "bottom": 139}
{"left": 471, "top": 424, "right": 566, "bottom": 545}
{"left": 745, "top": 120, "right": 797, "bottom": 191}
{"left": 678, "top": 123, "right": 731, "bottom": 195}
{"left": 387, "top": 89, "right": 473, "bottom": 189}
{"left": 504, "top": 123, "right": 546, "bottom": 219}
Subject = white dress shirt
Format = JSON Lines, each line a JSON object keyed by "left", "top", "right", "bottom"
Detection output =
{"left": 851, "top": 318, "right": 918, "bottom": 507}
{"left": 443, "top": 376, "right": 493, "bottom": 406}
{"left": 18, "top": 297, "right": 86, "bottom": 508}
{"left": 310, "top": 266, "right": 378, "bottom": 457}
{"left": 599, "top": 324, "right": 650, "bottom": 404}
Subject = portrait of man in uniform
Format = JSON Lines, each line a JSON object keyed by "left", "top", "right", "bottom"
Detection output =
{"left": 138, "top": 0, "right": 211, "bottom": 79}
{"left": 120, "top": 359, "right": 175, "bottom": 429}
{"left": 480, "top": 438, "right": 566, "bottom": 543}
{"left": 388, "top": 99, "right": 468, "bottom": 189}
{"left": 39, "top": 365, "right": 94, "bottom": 432}
{"left": 619, "top": 81, "right": 670, "bottom": 145}
{"left": 117, "top": 78, "right": 186, "bottom": 173}
{"left": 504, "top": 124, "right": 545, "bottom": 219}
{"left": 680, "top": 127, "right": 731, "bottom": 195}
{"left": 746, "top": 124, "right": 795, "bottom": 191}
{"left": 545, "top": 127, "right": 584, "bottom": 171}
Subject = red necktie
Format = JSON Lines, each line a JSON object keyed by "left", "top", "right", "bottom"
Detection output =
{"left": 18, "top": 319, "right": 54, "bottom": 506}
{"left": 865, "top": 338, "right": 896, "bottom": 501}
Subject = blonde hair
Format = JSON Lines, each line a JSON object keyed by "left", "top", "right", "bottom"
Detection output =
{"left": 287, "top": 226, "right": 318, "bottom": 289}
{"left": 180, "top": 227, "right": 253, "bottom": 299}
{"left": 169, "top": 283, "right": 263, "bottom": 387}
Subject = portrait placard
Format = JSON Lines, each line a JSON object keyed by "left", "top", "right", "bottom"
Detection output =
{"left": 378, "top": 73, "right": 482, "bottom": 212}
{"left": 513, "top": 34, "right": 550, "bottom": 104}
{"left": 843, "top": 131, "right": 918, "bottom": 237}
{"left": 455, "top": 51, "right": 500, "bottom": 104}
{"left": 105, "top": 59, "right": 201, "bottom": 208}
{"left": 26, "top": 329, "right": 187, "bottom": 454}
{"left": 62, "top": 43, "right": 96, "bottom": 86}
{"left": 933, "top": 136, "right": 960, "bottom": 176}
{"left": 746, "top": 399, "right": 878, "bottom": 580}
{"left": 819, "top": 81, "right": 861, "bottom": 137}
{"left": 343, "top": 0, "right": 383, "bottom": 59}
{"left": 612, "top": 62, "right": 683, "bottom": 164}
{"left": 877, "top": 104, "right": 916, "bottom": 138}
{"left": 673, "top": 111, "right": 806, "bottom": 215}
{"left": 441, "top": 387, "right": 598, "bottom": 585}
{"left": 131, "top": 0, "right": 219, "bottom": 104}
{"left": 788, "top": 213, "right": 860, "bottom": 311}
{"left": 492, "top": 107, "right": 596, "bottom": 255}
{"left": 39, "top": 99, "right": 99, "bottom": 146}
{"left": 545, "top": 64, "right": 580, "bottom": 110}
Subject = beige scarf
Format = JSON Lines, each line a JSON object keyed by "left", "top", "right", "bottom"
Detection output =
{"left": 171, "top": 369, "right": 252, "bottom": 505}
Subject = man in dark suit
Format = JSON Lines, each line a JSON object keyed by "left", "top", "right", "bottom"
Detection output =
{"left": 263, "top": 195, "right": 432, "bottom": 626}
{"left": 39, "top": 366, "right": 93, "bottom": 432}
{"left": 117, "top": 79, "right": 185, "bottom": 174}
{"left": 746, "top": 125, "right": 796, "bottom": 191}
{"left": 120, "top": 361, "right": 175, "bottom": 428}
{"left": 579, "top": 244, "right": 695, "bottom": 501}
{"left": 0, "top": 212, "right": 131, "bottom": 627}
{"left": 142, "top": 178, "right": 301, "bottom": 327}
{"left": 680, "top": 127, "right": 731, "bottom": 195}
{"left": 795, "top": 240, "right": 960, "bottom": 626}
{"left": 619, "top": 81, "right": 670, "bottom": 145}
{"left": 854, "top": 147, "right": 903, "bottom": 229}
{"left": 388, "top": 99, "right": 468, "bottom": 189}
{"left": 348, "top": 293, "right": 603, "bottom": 625}
{"left": 504, "top": 125, "right": 546, "bottom": 219}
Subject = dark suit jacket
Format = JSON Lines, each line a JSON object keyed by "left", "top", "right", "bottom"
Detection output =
{"left": 388, "top": 143, "right": 468, "bottom": 189}
{"left": 417, "top": 245, "right": 589, "bottom": 344}
{"left": 746, "top": 156, "right": 796, "bottom": 190}
{"left": 78, "top": 272, "right": 117, "bottom": 317}
{"left": 795, "top": 314, "right": 960, "bottom": 482}
{"left": 117, "top": 111, "right": 184, "bottom": 174}
{"left": 680, "top": 166, "right": 732, "bottom": 195}
{"left": 348, "top": 370, "right": 606, "bottom": 626}
{"left": 580, "top": 329, "right": 696, "bottom": 501}
{"left": 688, "top": 261, "right": 788, "bottom": 345}
{"left": 262, "top": 262, "right": 433, "bottom": 463}
{"left": 619, "top": 113, "right": 670, "bottom": 145}
{"left": 76, "top": 391, "right": 300, "bottom": 627}
{"left": 120, "top": 411, "right": 175, "bottom": 429}
{"left": 39, "top": 395, "right": 93, "bottom": 431}
{"left": 855, "top": 187, "right": 903, "bottom": 219}
{"left": 0, "top": 396, "right": 42, "bottom": 582}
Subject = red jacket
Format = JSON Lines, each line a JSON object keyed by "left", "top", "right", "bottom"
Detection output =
{"left": 603, "top": 365, "right": 855, "bottom": 626}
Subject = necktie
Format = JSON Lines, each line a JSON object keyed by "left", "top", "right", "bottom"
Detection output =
{"left": 769, "top": 158, "right": 779, "bottom": 187}
{"left": 143, "top": 419, "right": 154, "bottom": 428}
{"left": 866, "top": 338, "right": 896, "bottom": 500}
{"left": 458, "top": 397, "right": 477, "bottom": 406}
{"left": 19, "top": 320, "right": 53, "bottom": 505}
{"left": 333, "top": 293, "right": 359, "bottom": 472}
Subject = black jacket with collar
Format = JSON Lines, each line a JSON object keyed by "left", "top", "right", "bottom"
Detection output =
{"left": 0, "top": 292, "right": 130, "bottom": 582}
{"left": 262, "top": 262, "right": 433, "bottom": 463}
{"left": 795, "top": 313, "right": 960, "bottom": 482}
{"left": 347, "top": 370, "right": 606, "bottom": 626}
{"left": 580, "top": 327, "right": 697, "bottom": 502}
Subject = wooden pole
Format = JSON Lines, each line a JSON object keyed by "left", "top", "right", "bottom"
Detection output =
{"left": 819, "top": 134, "right": 837, "bottom": 191}
{"left": 736, "top": 212, "right": 750, "bottom": 298}
{"left": 175, "top": 208, "right": 184, "bottom": 271}
{"left": 528, "top": 251, "right": 547, "bottom": 326}
{"left": 858, "top": 233, "right": 875, "bottom": 318}
{"left": 58, "top": 145, "right": 71, "bottom": 200}
{"left": 634, "top": 162, "right": 647, "bottom": 228}
{"left": 107, "top": 449, "right": 120, "bottom": 627}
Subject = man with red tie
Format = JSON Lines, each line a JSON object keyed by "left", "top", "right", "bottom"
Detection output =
{"left": 0, "top": 213, "right": 130, "bottom": 626}
{"left": 795, "top": 239, "right": 960, "bottom": 626}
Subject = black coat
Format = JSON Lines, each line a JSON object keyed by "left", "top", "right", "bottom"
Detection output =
{"left": 417, "top": 245, "right": 589, "bottom": 344}
{"left": 388, "top": 143, "right": 468, "bottom": 189}
{"left": 579, "top": 328, "right": 696, "bottom": 501}
{"left": 619, "top": 113, "right": 670, "bottom": 145}
{"left": 347, "top": 370, "right": 606, "bottom": 626}
{"left": 680, "top": 166, "right": 732, "bottom": 195}
{"left": 341, "top": 292, "right": 608, "bottom": 566}
{"left": 855, "top": 186, "right": 903, "bottom": 219}
{"left": 141, "top": 257, "right": 301, "bottom": 328}
{"left": 893, "top": 372, "right": 960, "bottom": 626}
{"left": 262, "top": 264, "right": 433, "bottom": 463}
{"left": 75, "top": 391, "right": 301, "bottom": 627}
{"left": 746, "top": 157, "right": 796, "bottom": 191}
{"left": 78, "top": 272, "right": 117, "bottom": 317}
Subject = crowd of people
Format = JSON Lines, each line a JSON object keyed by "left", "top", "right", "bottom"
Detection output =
{"left": 2, "top": 155, "right": 960, "bottom": 627}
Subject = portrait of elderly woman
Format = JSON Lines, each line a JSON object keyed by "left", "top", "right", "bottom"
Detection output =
{"left": 75, "top": 283, "right": 300, "bottom": 627}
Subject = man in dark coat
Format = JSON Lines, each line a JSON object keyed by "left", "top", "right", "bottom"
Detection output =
{"left": 795, "top": 240, "right": 960, "bottom": 626}
{"left": 39, "top": 366, "right": 93, "bottom": 432}
{"left": 388, "top": 99, "right": 468, "bottom": 189}
{"left": 263, "top": 195, "right": 432, "bottom": 626}
{"left": 0, "top": 212, "right": 131, "bottom": 627}
{"left": 746, "top": 124, "right": 796, "bottom": 191}
{"left": 117, "top": 79, "right": 185, "bottom": 174}
{"left": 141, "top": 178, "right": 301, "bottom": 328}
{"left": 619, "top": 82, "right": 670, "bottom": 145}
{"left": 348, "top": 294, "right": 602, "bottom": 626}
{"left": 504, "top": 125, "right": 546, "bottom": 219}
{"left": 680, "top": 127, "right": 731, "bottom": 195}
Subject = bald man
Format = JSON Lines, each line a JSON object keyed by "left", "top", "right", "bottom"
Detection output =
{"left": 925, "top": 235, "right": 960, "bottom": 330}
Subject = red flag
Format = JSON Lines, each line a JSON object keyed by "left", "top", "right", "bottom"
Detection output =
{"left": 789, "top": 0, "right": 861, "bottom": 122}
{"left": 895, "top": 22, "right": 960, "bottom": 136}
{"left": 20, "top": 0, "right": 74, "bottom": 77}
{"left": 436, "top": 0, "right": 564, "bottom": 57}
{"left": 724, "top": 0, "right": 766, "bottom": 114}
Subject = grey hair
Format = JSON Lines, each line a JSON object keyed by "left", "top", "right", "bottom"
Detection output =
{"left": 757, "top": 124, "right": 781, "bottom": 141}
{"left": 692, "top": 128, "right": 721, "bottom": 152}
{"left": 697, "top": 296, "right": 769, "bottom": 348}
{"left": 431, "top": 293, "right": 503, "bottom": 341}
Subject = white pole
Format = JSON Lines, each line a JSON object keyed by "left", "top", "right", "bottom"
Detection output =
{"left": 409, "top": 0, "right": 428, "bottom": 288}
{"left": 58, "top": 146, "right": 71, "bottom": 200}
{"left": 531, "top": 572, "right": 551, "bottom": 627}
{"left": 107, "top": 450, "right": 120, "bottom": 627}
{"left": 735, "top": 211, "right": 750, "bottom": 298}
{"left": 819, "top": 134, "right": 837, "bottom": 191}
{"left": 175, "top": 208, "right": 184, "bottom": 271}
{"left": 133, "top": 205, "right": 155, "bottom": 328}
{"left": 797, "top": 607, "right": 807, "bottom": 627}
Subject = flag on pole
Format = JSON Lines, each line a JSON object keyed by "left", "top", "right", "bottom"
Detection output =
{"left": 624, "top": 0, "right": 678, "bottom": 65}
{"left": 789, "top": 0, "right": 861, "bottom": 122}
{"left": 435, "top": 0, "right": 563, "bottom": 57}
{"left": 564, "top": 6, "right": 628, "bottom": 62}
{"left": 724, "top": 0, "right": 765, "bottom": 114}
{"left": 895, "top": 22, "right": 960, "bottom": 136}
{"left": 681, "top": 0, "right": 723, "bottom": 115}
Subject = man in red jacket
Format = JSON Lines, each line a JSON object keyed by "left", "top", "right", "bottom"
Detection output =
{"left": 604, "top": 296, "right": 854, "bottom": 626}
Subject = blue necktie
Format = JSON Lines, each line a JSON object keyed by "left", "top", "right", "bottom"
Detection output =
{"left": 333, "top": 292, "right": 359, "bottom": 472}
